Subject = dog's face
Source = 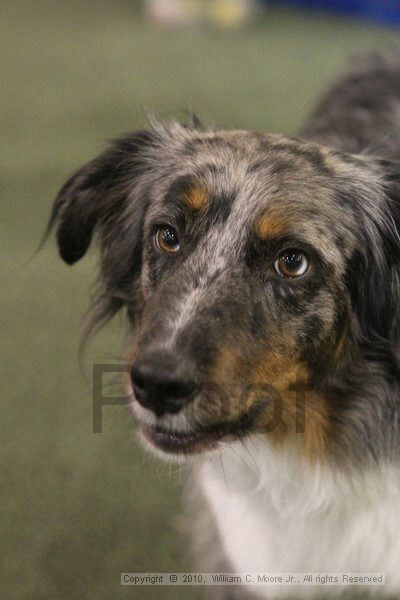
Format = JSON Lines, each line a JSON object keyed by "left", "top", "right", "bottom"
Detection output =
{"left": 49, "top": 123, "right": 400, "bottom": 461}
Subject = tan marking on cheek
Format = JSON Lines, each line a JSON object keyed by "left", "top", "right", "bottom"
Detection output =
{"left": 334, "top": 321, "right": 348, "bottom": 361}
{"left": 183, "top": 187, "right": 209, "bottom": 211}
{"left": 212, "top": 345, "right": 246, "bottom": 382}
{"left": 207, "top": 345, "right": 248, "bottom": 418}
{"left": 267, "top": 389, "right": 329, "bottom": 463}
{"left": 250, "top": 354, "right": 329, "bottom": 463}
{"left": 250, "top": 351, "right": 294, "bottom": 386}
{"left": 256, "top": 215, "right": 288, "bottom": 240}
{"left": 293, "top": 390, "right": 330, "bottom": 463}
{"left": 247, "top": 354, "right": 300, "bottom": 441}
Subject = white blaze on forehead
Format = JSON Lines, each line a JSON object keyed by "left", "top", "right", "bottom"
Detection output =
{"left": 166, "top": 287, "right": 205, "bottom": 343}
{"left": 166, "top": 233, "right": 238, "bottom": 344}
{"left": 165, "top": 182, "right": 260, "bottom": 344}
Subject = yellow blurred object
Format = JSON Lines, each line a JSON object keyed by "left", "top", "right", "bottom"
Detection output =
{"left": 209, "top": 0, "right": 258, "bottom": 27}
{"left": 144, "top": 0, "right": 259, "bottom": 27}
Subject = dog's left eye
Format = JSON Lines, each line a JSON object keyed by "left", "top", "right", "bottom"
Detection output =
{"left": 274, "top": 249, "right": 309, "bottom": 278}
{"left": 154, "top": 225, "right": 180, "bottom": 254}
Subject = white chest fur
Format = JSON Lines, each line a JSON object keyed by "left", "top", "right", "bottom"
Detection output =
{"left": 198, "top": 435, "right": 400, "bottom": 598}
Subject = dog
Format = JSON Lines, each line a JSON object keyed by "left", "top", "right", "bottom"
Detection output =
{"left": 48, "top": 52, "right": 400, "bottom": 598}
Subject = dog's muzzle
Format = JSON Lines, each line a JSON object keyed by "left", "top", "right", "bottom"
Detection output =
{"left": 131, "top": 349, "right": 235, "bottom": 455}
{"left": 130, "top": 350, "right": 198, "bottom": 417}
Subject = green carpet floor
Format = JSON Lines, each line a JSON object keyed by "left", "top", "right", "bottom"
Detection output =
{"left": 1, "top": 1, "right": 396, "bottom": 598}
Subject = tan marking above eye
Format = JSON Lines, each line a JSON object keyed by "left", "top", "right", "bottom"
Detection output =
{"left": 256, "top": 215, "right": 288, "bottom": 240}
{"left": 183, "top": 187, "right": 209, "bottom": 211}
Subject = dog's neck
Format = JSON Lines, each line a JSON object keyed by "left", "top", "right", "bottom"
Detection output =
{"left": 196, "top": 434, "right": 400, "bottom": 594}
{"left": 199, "top": 434, "right": 396, "bottom": 515}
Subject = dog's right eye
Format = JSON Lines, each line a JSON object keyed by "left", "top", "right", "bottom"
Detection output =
{"left": 274, "top": 249, "right": 309, "bottom": 278}
{"left": 154, "top": 225, "right": 180, "bottom": 254}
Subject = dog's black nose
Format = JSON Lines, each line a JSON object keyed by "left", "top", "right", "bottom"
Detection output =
{"left": 130, "top": 352, "right": 197, "bottom": 416}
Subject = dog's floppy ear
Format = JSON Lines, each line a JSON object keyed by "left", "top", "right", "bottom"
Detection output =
{"left": 381, "top": 159, "right": 400, "bottom": 338}
{"left": 345, "top": 158, "right": 400, "bottom": 348}
{"left": 47, "top": 130, "right": 154, "bottom": 265}
{"left": 360, "top": 158, "right": 400, "bottom": 342}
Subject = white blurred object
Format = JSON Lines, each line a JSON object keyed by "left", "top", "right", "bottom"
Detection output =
{"left": 144, "top": 0, "right": 260, "bottom": 27}
{"left": 144, "top": 0, "right": 201, "bottom": 26}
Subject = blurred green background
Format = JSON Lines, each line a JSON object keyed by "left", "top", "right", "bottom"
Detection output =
{"left": 1, "top": 1, "right": 397, "bottom": 598}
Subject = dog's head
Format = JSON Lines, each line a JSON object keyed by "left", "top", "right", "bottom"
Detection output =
{"left": 49, "top": 122, "right": 400, "bottom": 462}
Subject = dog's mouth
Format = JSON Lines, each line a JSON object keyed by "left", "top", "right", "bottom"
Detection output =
{"left": 140, "top": 423, "right": 229, "bottom": 454}
{"left": 138, "top": 401, "right": 267, "bottom": 455}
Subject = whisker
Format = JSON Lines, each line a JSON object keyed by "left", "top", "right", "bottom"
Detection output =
{"left": 229, "top": 442, "right": 260, "bottom": 485}
{"left": 219, "top": 451, "right": 230, "bottom": 494}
